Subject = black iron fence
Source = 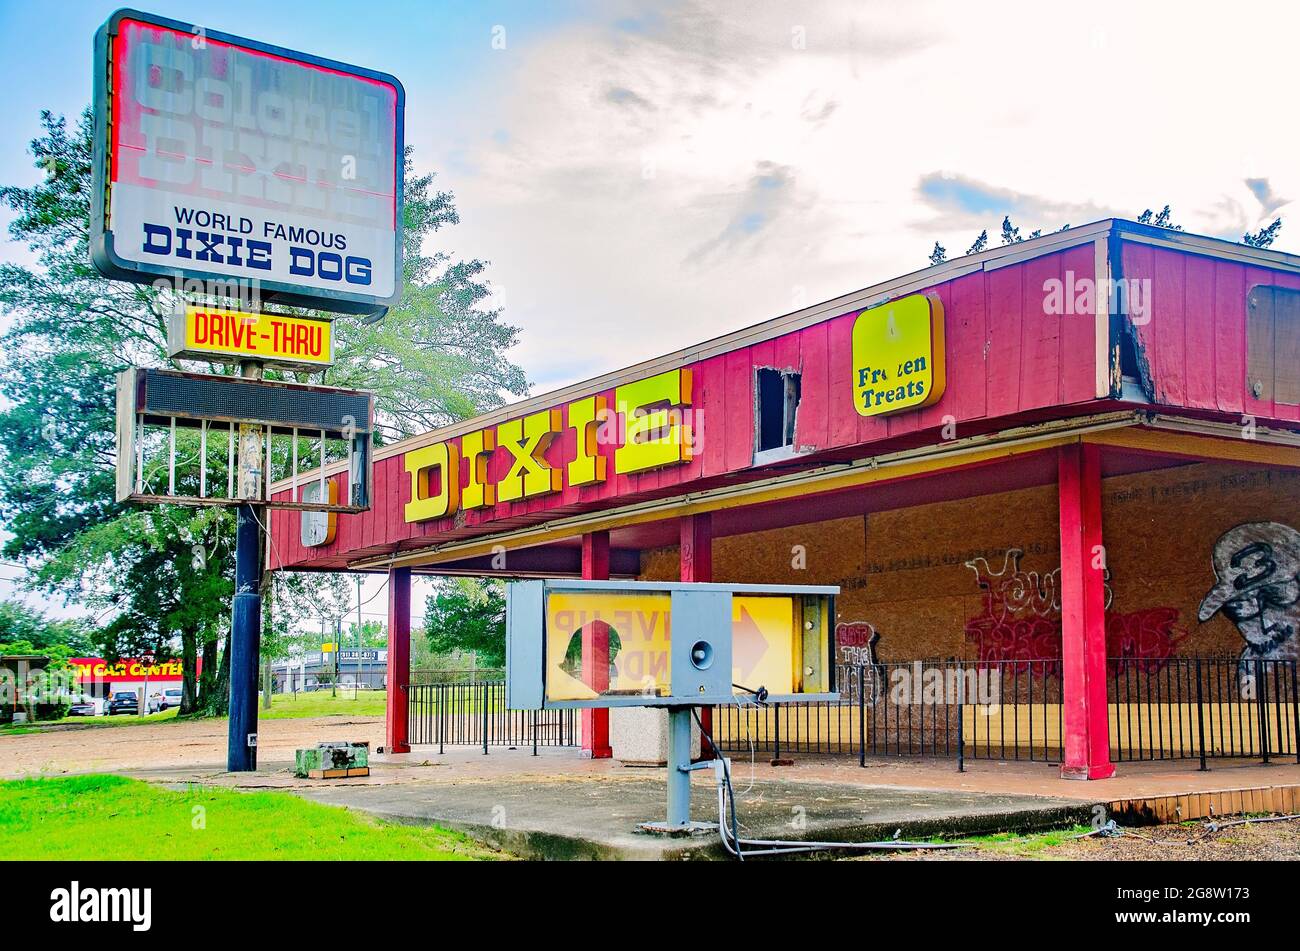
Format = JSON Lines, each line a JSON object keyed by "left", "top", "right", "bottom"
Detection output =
{"left": 711, "top": 661, "right": 1064, "bottom": 764}
{"left": 1108, "top": 657, "right": 1299, "bottom": 767}
{"left": 401, "top": 658, "right": 1299, "bottom": 770}
{"left": 406, "top": 680, "right": 577, "bottom": 753}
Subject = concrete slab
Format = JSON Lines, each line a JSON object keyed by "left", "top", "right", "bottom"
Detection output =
{"left": 290, "top": 765, "right": 1097, "bottom": 860}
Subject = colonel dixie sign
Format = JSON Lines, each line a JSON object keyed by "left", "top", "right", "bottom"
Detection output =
{"left": 402, "top": 368, "right": 694, "bottom": 524}
{"left": 91, "top": 10, "right": 404, "bottom": 317}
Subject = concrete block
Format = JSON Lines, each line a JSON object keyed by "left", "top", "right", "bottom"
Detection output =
{"left": 611, "top": 707, "right": 701, "bottom": 765}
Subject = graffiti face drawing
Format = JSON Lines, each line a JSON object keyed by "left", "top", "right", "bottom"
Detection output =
{"left": 1199, "top": 522, "right": 1300, "bottom": 674}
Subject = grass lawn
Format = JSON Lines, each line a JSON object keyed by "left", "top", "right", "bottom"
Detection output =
{"left": 261, "top": 690, "right": 388, "bottom": 719}
{"left": 0, "top": 774, "right": 502, "bottom": 860}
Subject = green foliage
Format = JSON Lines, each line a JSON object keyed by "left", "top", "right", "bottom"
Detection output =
{"left": 0, "top": 109, "right": 528, "bottom": 716}
{"left": 1137, "top": 204, "right": 1182, "bottom": 230}
{"left": 1243, "top": 217, "right": 1283, "bottom": 248}
{"left": 999, "top": 215, "right": 1022, "bottom": 245}
{"left": 0, "top": 599, "right": 92, "bottom": 654}
{"left": 344, "top": 619, "right": 387, "bottom": 649}
{"left": 933, "top": 204, "right": 1279, "bottom": 264}
{"left": 423, "top": 578, "right": 506, "bottom": 667}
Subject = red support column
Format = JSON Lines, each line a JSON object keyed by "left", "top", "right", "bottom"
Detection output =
{"left": 1058, "top": 443, "right": 1114, "bottom": 780}
{"left": 581, "top": 531, "right": 612, "bottom": 759}
{"left": 385, "top": 566, "right": 412, "bottom": 754}
{"left": 680, "top": 513, "right": 712, "bottom": 583}
{"left": 680, "top": 513, "right": 714, "bottom": 756}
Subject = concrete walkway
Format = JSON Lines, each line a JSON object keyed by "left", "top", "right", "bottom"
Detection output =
{"left": 294, "top": 772, "right": 1093, "bottom": 860}
{"left": 109, "top": 744, "right": 1300, "bottom": 860}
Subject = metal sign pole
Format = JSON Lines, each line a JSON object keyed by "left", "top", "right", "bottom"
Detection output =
{"left": 227, "top": 360, "right": 265, "bottom": 772}
{"left": 665, "top": 706, "right": 693, "bottom": 828}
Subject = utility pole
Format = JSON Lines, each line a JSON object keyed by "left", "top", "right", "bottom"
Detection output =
{"left": 356, "top": 573, "right": 364, "bottom": 696}
{"left": 227, "top": 359, "right": 264, "bottom": 772}
{"left": 333, "top": 617, "right": 340, "bottom": 698}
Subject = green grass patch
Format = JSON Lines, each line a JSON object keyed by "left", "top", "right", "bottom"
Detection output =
{"left": 932, "top": 824, "right": 1095, "bottom": 857}
{"left": 0, "top": 775, "right": 502, "bottom": 861}
{"left": 260, "top": 690, "right": 387, "bottom": 719}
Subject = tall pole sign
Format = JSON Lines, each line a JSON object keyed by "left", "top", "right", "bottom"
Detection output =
{"left": 94, "top": 9, "right": 404, "bottom": 771}
{"left": 91, "top": 8, "right": 405, "bottom": 317}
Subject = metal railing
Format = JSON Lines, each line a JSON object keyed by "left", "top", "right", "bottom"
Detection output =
{"left": 1108, "top": 657, "right": 1300, "bottom": 768}
{"left": 711, "top": 661, "right": 1064, "bottom": 765}
{"left": 401, "top": 658, "right": 1300, "bottom": 770}
{"left": 712, "top": 657, "right": 1300, "bottom": 769}
{"left": 406, "top": 680, "right": 577, "bottom": 753}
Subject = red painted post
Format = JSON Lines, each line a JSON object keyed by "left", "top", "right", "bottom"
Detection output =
{"left": 581, "top": 531, "right": 612, "bottom": 759}
{"left": 385, "top": 566, "right": 412, "bottom": 754}
{"left": 680, "top": 513, "right": 715, "bottom": 756}
{"left": 1057, "top": 443, "right": 1114, "bottom": 780}
{"left": 680, "top": 513, "right": 712, "bottom": 583}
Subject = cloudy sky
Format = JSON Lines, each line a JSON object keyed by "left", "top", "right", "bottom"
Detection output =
{"left": 2, "top": 0, "right": 1298, "bottom": 615}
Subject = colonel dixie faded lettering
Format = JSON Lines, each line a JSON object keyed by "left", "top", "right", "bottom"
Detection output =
{"left": 403, "top": 368, "right": 693, "bottom": 523}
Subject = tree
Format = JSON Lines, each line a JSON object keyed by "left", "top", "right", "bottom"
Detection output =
{"left": 999, "top": 215, "right": 1023, "bottom": 245}
{"left": 1137, "top": 204, "right": 1182, "bottom": 231}
{"left": 423, "top": 578, "right": 506, "bottom": 667}
{"left": 343, "top": 619, "right": 387, "bottom": 649}
{"left": 1243, "top": 218, "right": 1283, "bottom": 248}
{"left": 931, "top": 205, "right": 1277, "bottom": 264}
{"left": 0, "top": 599, "right": 93, "bottom": 654}
{"left": 0, "top": 109, "right": 528, "bottom": 714}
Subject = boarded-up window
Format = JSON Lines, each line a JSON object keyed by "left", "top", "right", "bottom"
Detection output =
{"left": 1247, "top": 285, "right": 1300, "bottom": 404}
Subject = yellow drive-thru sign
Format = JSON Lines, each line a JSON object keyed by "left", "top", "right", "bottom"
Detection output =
{"left": 168, "top": 305, "right": 334, "bottom": 370}
{"left": 543, "top": 591, "right": 800, "bottom": 702}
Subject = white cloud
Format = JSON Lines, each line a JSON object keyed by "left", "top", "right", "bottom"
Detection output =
{"left": 417, "top": 0, "right": 1300, "bottom": 390}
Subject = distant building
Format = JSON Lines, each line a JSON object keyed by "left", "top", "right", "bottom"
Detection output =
{"left": 272, "top": 649, "right": 387, "bottom": 692}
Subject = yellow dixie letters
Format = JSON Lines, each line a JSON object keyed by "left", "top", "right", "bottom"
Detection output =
{"left": 402, "top": 369, "right": 695, "bottom": 523}
{"left": 614, "top": 369, "right": 693, "bottom": 474}
{"left": 496, "top": 409, "right": 563, "bottom": 502}
{"left": 566, "top": 395, "right": 608, "bottom": 487}
{"left": 461, "top": 428, "right": 497, "bottom": 509}
{"left": 404, "top": 442, "right": 461, "bottom": 521}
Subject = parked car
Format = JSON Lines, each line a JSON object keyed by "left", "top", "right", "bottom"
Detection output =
{"left": 147, "top": 688, "right": 183, "bottom": 713}
{"left": 68, "top": 696, "right": 105, "bottom": 717}
{"left": 107, "top": 690, "right": 140, "bottom": 715}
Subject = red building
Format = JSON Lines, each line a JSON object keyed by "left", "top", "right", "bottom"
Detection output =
{"left": 268, "top": 219, "right": 1300, "bottom": 780}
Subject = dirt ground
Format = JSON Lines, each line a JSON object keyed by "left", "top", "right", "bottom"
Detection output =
{"left": 0, "top": 715, "right": 383, "bottom": 779}
{"left": 878, "top": 817, "right": 1300, "bottom": 861}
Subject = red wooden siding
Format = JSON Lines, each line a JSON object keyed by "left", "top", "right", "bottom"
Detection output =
{"left": 1122, "top": 243, "right": 1300, "bottom": 425}
{"left": 269, "top": 247, "right": 1109, "bottom": 569}
{"left": 274, "top": 237, "right": 1300, "bottom": 571}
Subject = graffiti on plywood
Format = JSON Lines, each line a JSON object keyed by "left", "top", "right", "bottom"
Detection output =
{"left": 1198, "top": 522, "right": 1300, "bottom": 676}
{"left": 834, "top": 620, "right": 884, "bottom": 705}
{"left": 963, "top": 548, "right": 1186, "bottom": 670}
